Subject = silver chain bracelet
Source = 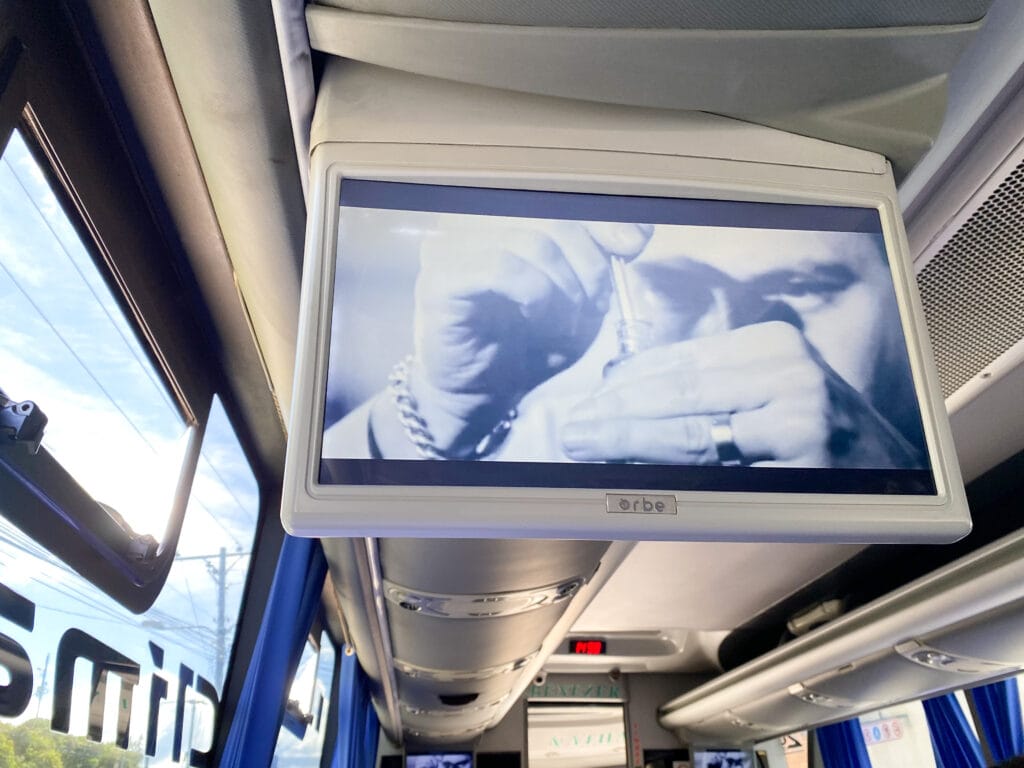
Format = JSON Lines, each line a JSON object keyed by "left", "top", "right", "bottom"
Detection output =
{"left": 387, "top": 355, "right": 516, "bottom": 460}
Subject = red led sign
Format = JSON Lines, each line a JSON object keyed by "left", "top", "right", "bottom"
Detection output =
{"left": 571, "top": 638, "right": 606, "bottom": 655}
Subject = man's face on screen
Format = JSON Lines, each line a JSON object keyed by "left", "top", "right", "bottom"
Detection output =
{"left": 630, "top": 226, "right": 901, "bottom": 394}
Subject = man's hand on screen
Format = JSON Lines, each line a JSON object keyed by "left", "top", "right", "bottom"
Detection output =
{"left": 560, "top": 321, "right": 920, "bottom": 468}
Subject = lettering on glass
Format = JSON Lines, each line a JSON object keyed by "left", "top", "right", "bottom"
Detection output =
{"left": 0, "top": 582, "right": 35, "bottom": 717}
{"left": 0, "top": 580, "right": 219, "bottom": 766}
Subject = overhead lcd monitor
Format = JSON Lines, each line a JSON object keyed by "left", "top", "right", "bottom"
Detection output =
{"left": 692, "top": 749, "right": 753, "bottom": 768}
{"left": 282, "top": 159, "right": 968, "bottom": 541}
{"left": 406, "top": 754, "right": 473, "bottom": 768}
{"left": 322, "top": 180, "right": 929, "bottom": 491}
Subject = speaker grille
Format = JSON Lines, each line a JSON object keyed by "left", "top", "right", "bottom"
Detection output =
{"left": 917, "top": 158, "right": 1024, "bottom": 396}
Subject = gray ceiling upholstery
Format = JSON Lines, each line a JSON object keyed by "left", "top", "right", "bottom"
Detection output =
{"left": 315, "top": 0, "right": 993, "bottom": 30}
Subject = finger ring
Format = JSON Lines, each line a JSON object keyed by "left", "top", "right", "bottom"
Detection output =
{"left": 710, "top": 414, "right": 743, "bottom": 466}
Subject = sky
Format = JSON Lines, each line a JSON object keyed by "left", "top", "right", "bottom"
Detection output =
{"left": 0, "top": 130, "right": 301, "bottom": 764}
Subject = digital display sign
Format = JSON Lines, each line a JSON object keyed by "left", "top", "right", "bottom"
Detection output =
{"left": 570, "top": 638, "right": 606, "bottom": 655}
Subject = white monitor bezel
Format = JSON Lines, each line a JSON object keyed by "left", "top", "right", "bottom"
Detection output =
{"left": 281, "top": 141, "right": 968, "bottom": 542}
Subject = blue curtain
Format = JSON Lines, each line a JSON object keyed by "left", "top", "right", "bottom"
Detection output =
{"left": 221, "top": 535, "right": 328, "bottom": 768}
{"left": 923, "top": 693, "right": 985, "bottom": 768}
{"left": 330, "top": 646, "right": 380, "bottom": 768}
{"left": 973, "top": 678, "right": 1024, "bottom": 762}
{"left": 818, "top": 718, "right": 872, "bottom": 768}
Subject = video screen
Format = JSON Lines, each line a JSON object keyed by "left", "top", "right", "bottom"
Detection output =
{"left": 692, "top": 750, "right": 753, "bottom": 768}
{"left": 406, "top": 754, "right": 473, "bottom": 768}
{"left": 319, "top": 181, "right": 933, "bottom": 495}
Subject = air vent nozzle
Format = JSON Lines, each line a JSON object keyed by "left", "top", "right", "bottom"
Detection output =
{"left": 439, "top": 693, "right": 479, "bottom": 707}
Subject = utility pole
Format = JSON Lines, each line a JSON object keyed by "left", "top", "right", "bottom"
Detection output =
{"left": 180, "top": 547, "right": 248, "bottom": 681}
{"left": 35, "top": 652, "right": 50, "bottom": 718}
{"left": 204, "top": 547, "right": 228, "bottom": 681}
{"left": 216, "top": 547, "right": 226, "bottom": 682}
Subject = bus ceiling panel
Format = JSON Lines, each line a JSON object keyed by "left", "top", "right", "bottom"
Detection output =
{"left": 80, "top": 0, "right": 289, "bottom": 476}
{"left": 568, "top": 541, "right": 865, "bottom": 635}
{"left": 396, "top": 670, "right": 520, "bottom": 711}
{"left": 675, "top": 601, "right": 1024, "bottom": 743}
{"left": 913, "top": 598, "right": 1024, "bottom": 671}
{"left": 725, "top": 687, "right": 860, "bottom": 734}
{"left": 322, "top": 537, "right": 632, "bottom": 745}
{"left": 309, "top": 60, "right": 883, "bottom": 175}
{"left": 311, "top": 0, "right": 994, "bottom": 30}
{"left": 387, "top": 605, "right": 568, "bottom": 673}
{"left": 658, "top": 529, "right": 1024, "bottom": 741}
{"left": 795, "top": 648, "right": 997, "bottom": 709}
{"left": 900, "top": 0, "right": 1024, "bottom": 216}
{"left": 544, "top": 629, "right": 726, "bottom": 676}
{"left": 323, "top": 537, "right": 404, "bottom": 742}
{"left": 672, "top": 711, "right": 773, "bottom": 746}
{"left": 948, "top": 357, "right": 1024, "bottom": 485}
{"left": 145, "top": 0, "right": 307, "bottom": 423}
{"left": 379, "top": 539, "right": 610, "bottom": 596}
{"left": 304, "top": 5, "right": 988, "bottom": 178}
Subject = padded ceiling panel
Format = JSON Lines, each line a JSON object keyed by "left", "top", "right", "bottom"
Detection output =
{"left": 380, "top": 539, "right": 609, "bottom": 595}
{"left": 306, "top": 7, "right": 982, "bottom": 178}
{"left": 148, "top": 0, "right": 306, "bottom": 420}
{"left": 316, "top": 0, "right": 992, "bottom": 30}
{"left": 571, "top": 542, "right": 864, "bottom": 632}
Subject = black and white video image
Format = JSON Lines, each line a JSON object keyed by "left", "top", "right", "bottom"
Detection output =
{"left": 321, "top": 183, "right": 928, "bottom": 474}
{"left": 692, "top": 750, "right": 753, "bottom": 768}
{"left": 406, "top": 754, "right": 473, "bottom": 768}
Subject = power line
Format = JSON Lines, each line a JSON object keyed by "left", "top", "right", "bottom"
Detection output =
{"left": 198, "top": 450, "right": 258, "bottom": 527}
{"left": 0, "top": 530, "right": 229, "bottom": 664}
{"left": 183, "top": 487, "right": 245, "bottom": 552}
{"left": 0, "top": 161, "right": 169, "bottom": 460}
{"left": 2, "top": 150, "right": 181, "bottom": 422}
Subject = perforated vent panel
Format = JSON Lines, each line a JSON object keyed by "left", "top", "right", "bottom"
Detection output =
{"left": 918, "top": 159, "right": 1024, "bottom": 396}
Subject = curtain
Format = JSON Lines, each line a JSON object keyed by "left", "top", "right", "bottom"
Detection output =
{"left": 923, "top": 693, "right": 985, "bottom": 768}
{"left": 330, "top": 647, "right": 380, "bottom": 768}
{"left": 818, "top": 718, "right": 872, "bottom": 768}
{"left": 220, "top": 535, "right": 328, "bottom": 768}
{"left": 973, "top": 678, "right": 1024, "bottom": 762}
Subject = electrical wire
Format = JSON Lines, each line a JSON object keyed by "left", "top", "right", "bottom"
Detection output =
{"left": 0, "top": 160, "right": 168, "bottom": 459}
{"left": 2, "top": 147, "right": 182, "bottom": 423}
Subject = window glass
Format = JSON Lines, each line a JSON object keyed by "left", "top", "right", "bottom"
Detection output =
{"left": 1014, "top": 674, "right": 1024, "bottom": 726}
{"left": 774, "top": 730, "right": 808, "bottom": 768}
{"left": 272, "top": 631, "right": 337, "bottom": 767}
{"left": 953, "top": 689, "right": 979, "bottom": 740}
{"left": 289, "top": 639, "right": 320, "bottom": 716}
{"left": 859, "top": 701, "right": 937, "bottom": 768}
{"left": 0, "top": 129, "right": 188, "bottom": 540}
{"left": 527, "top": 704, "right": 628, "bottom": 768}
{"left": 0, "top": 396, "right": 259, "bottom": 765}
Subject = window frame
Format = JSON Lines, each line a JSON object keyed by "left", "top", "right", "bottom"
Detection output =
{"left": 0, "top": 2, "right": 217, "bottom": 613}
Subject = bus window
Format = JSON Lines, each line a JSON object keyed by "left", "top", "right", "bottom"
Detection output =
{"left": 0, "top": 395, "right": 259, "bottom": 765}
{"left": 0, "top": 129, "right": 190, "bottom": 543}
{"left": 776, "top": 730, "right": 808, "bottom": 768}
{"left": 858, "top": 701, "right": 938, "bottom": 768}
{"left": 0, "top": 113, "right": 209, "bottom": 612}
{"left": 527, "top": 703, "right": 628, "bottom": 768}
{"left": 272, "top": 628, "right": 338, "bottom": 766}
{"left": 839, "top": 690, "right": 979, "bottom": 768}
